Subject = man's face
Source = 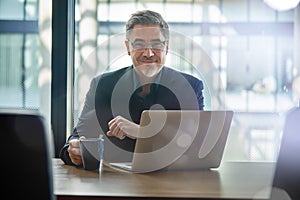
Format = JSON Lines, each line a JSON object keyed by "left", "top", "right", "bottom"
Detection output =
{"left": 125, "top": 25, "right": 168, "bottom": 79}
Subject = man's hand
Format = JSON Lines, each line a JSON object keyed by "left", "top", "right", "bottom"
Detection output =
{"left": 67, "top": 136, "right": 85, "bottom": 165}
{"left": 107, "top": 116, "right": 139, "bottom": 140}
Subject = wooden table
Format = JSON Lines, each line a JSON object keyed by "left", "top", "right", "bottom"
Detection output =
{"left": 53, "top": 158, "right": 275, "bottom": 200}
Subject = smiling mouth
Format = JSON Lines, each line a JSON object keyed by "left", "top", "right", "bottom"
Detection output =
{"left": 141, "top": 63, "right": 157, "bottom": 68}
{"left": 143, "top": 61, "right": 155, "bottom": 65}
{"left": 140, "top": 57, "right": 156, "bottom": 63}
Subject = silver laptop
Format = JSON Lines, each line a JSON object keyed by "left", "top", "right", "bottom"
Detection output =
{"left": 106, "top": 110, "right": 234, "bottom": 173}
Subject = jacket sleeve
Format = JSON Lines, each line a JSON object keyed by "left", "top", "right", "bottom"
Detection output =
{"left": 59, "top": 129, "right": 80, "bottom": 166}
{"left": 195, "top": 79, "right": 204, "bottom": 110}
{"left": 59, "top": 76, "right": 101, "bottom": 165}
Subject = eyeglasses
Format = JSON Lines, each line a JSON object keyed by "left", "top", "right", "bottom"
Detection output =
{"left": 129, "top": 40, "right": 166, "bottom": 52}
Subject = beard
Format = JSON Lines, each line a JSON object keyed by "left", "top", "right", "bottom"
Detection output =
{"left": 135, "top": 63, "right": 163, "bottom": 78}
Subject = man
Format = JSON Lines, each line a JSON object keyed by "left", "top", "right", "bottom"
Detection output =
{"left": 59, "top": 10, "right": 204, "bottom": 166}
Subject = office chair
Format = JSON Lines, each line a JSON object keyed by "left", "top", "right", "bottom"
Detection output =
{"left": 0, "top": 109, "right": 55, "bottom": 200}
{"left": 270, "top": 104, "right": 300, "bottom": 200}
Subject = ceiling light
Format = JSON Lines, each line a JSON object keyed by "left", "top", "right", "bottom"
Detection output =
{"left": 263, "top": 0, "right": 300, "bottom": 11}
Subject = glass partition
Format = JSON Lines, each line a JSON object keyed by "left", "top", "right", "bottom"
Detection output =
{"left": 73, "top": 0, "right": 298, "bottom": 162}
{"left": 1, "top": 0, "right": 299, "bottom": 161}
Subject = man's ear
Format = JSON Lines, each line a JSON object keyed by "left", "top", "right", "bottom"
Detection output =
{"left": 165, "top": 42, "right": 169, "bottom": 55}
{"left": 125, "top": 41, "right": 131, "bottom": 55}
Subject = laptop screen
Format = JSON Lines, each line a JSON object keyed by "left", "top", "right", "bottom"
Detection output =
{"left": 109, "top": 110, "right": 233, "bottom": 173}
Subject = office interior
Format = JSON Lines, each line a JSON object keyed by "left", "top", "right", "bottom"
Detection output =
{"left": 0, "top": 0, "right": 299, "bottom": 164}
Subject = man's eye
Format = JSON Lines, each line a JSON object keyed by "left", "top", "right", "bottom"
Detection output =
{"left": 152, "top": 43, "right": 163, "bottom": 49}
{"left": 133, "top": 43, "right": 145, "bottom": 49}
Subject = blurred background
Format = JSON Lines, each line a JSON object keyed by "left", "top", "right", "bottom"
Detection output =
{"left": 0, "top": 0, "right": 299, "bottom": 162}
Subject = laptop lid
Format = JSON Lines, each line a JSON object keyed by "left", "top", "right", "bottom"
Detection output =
{"left": 109, "top": 110, "right": 233, "bottom": 173}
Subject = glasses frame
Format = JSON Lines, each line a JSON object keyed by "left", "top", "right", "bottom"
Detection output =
{"left": 129, "top": 40, "right": 166, "bottom": 52}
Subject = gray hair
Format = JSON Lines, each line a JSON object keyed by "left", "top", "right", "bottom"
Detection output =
{"left": 125, "top": 10, "right": 169, "bottom": 40}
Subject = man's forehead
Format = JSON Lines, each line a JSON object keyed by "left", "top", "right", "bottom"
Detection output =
{"left": 128, "top": 26, "right": 164, "bottom": 41}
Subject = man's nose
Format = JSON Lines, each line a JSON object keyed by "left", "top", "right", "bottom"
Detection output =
{"left": 142, "top": 47, "right": 154, "bottom": 57}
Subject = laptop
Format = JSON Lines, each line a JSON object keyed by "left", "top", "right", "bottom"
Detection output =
{"left": 106, "top": 110, "right": 234, "bottom": 173}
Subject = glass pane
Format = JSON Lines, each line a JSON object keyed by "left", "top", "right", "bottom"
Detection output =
{"left": 0, "top": 34, "right": 23, "bottom": 107}
{"left": 199, "top": 0, "right": 220, "bottom": 22}
{"left": 223, "top": 0, "right": 247, "bottom": 22}
{"left": 249, "top": 0, "right": 276, "bottom": 22}
{"left": 0, "top": 0, "right": 38, "bottom": 20}
{"left": 72, "top": 1, "right": 297, "bottom": 163}
{"left": 277, "top": 9, "right": 294, "bottom": 22}
{"left": 192, "top": 3, "right": 203, "bottom": 22}
{"left": 164, "top": 3, "right": 193, "bottom": 22}
{"left": 0, "top": 0, "right": 52, "bottom": 127}
{"left": 136, "top": 2, "right": 164, "bottom": 14}
{"left": 25, "top": 1, "right": 39, "bottom": 20}
{"left": 0, "top": 0, "right": 24, "bottom": 20}
{"left": 108, "top": 3, "right": 136, "bottom": 21}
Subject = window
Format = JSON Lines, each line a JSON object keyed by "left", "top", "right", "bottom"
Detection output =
{"left": 1, "top": 0, "right": 299, "bottom": 161}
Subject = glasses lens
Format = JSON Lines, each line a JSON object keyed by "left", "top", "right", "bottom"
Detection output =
{"left": 151, "top": 42, "right": 165, "bottom": 50}
{"left": 132, "top": 41, "right": 146, "bottom": 50}
{"left": 131, "top": 41, "right": 165, "bottom": 52}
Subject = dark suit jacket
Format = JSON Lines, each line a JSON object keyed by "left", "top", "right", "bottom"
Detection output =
{"left": 60, "top": 66, "right": 204, "bottom": 165}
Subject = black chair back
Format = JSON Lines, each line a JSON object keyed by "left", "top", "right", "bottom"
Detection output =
{"left": 271, "top": 105, "right": 300, "bottom": 200}
{"left": 0, "top": 109, "right": 55, "bottom": 200}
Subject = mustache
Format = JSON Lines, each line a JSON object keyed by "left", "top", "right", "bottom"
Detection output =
{"left": 139, "top": 57, "right": 156, "bottom": 61}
